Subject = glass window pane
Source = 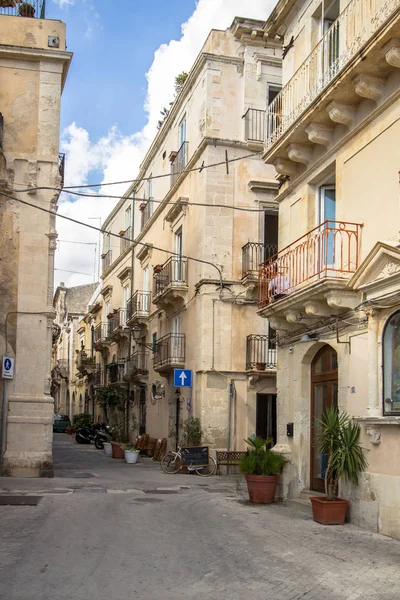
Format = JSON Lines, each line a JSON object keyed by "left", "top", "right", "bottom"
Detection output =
{"left": 383, "top": 312, "right": 400, "bottom": 414}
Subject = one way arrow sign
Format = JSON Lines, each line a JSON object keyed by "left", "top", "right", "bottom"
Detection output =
{"left": 174, "top": 369, "right": 192, "bottom": 388}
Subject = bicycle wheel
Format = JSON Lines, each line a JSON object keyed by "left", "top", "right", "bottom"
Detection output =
{"left": 160, "top": 453, "right": 181, "bottom": 474}
{"left": 195, "top": 455, "right": 216, "bottom": 477}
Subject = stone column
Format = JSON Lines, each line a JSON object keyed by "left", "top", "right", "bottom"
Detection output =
{"left": 367, "top": 310, "right": 381, "bottom": 417}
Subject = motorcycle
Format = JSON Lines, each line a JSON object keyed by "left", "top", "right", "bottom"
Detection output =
{"left": 94, "top": 425, "right": 113, "bottom": 450}
{"left": 75, "top": 422, "right": 106, "bottom": 445}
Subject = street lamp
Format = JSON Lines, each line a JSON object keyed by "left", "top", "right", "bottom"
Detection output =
{"left": 132, "top": 325, "right": 158, "bottom": 352}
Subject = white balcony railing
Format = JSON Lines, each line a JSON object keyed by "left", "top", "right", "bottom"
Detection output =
{"left": 266, "top": 0, "right": 399, "bottom": 148}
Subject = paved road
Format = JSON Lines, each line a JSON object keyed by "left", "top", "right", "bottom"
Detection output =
{"left": 0, "top": 435, "right": 400, "bottom": 600}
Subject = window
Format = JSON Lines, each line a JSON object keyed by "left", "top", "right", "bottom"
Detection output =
{"left": 125, "top": 206, "right": 131, "bottom": 232}
{"left": 179, "top": 116, "right": 186, "bottom": 148}
{"left": 383, "top": 311, "right": 400, "bottom": 415}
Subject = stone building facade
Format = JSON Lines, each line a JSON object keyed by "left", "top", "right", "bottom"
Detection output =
{"left": 86, "top": 17, "right": 282, "bottom": 450}
{"left": 258, "top": 0, "right": 400, "bottom": 538}
{"left": 0, "top": 5, "right": 72, "bottom": 476}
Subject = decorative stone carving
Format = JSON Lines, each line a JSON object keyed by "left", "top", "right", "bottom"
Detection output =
{"left": 305, "top": 123, "right": 333, "bottom": 147}
{"left": 325, "top": 290, "right": 359, "bottom": 310}
{"left": 286, "top": 143, "right": 313, "bottom": 167}
{"left": 366, "top": 426, "right": 381, "bottom": 445}
{"left": 383, "top": 39, "right": 400, "bottom": 69}
{"left": 304, "top": 301, "right": 333, "bottom": 318}
{"left": 353, "top": 73, "right": 385, "bottom": 104}
{"left": 286, "top": 309, "right": 304, "bottom": 324}
{"left": 376, "top": 261, "right": 400, "bottom": 280}
{"left": 326, "top": 101, "right": 356, "bottom": 127}
{"left": 273, "top": 157, "right": 297, "bottom": 177}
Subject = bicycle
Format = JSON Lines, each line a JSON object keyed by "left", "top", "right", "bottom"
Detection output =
{"left": 160, "top": 445, "right": 216, "bottom": 477}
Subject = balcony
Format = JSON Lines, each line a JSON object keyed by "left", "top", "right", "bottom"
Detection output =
{"left": 52, "top": 359, "right": 68, "bottom": 381}
{"left": 153, "top": 333, "right": 185, "bottom": 371}
{"left": 246, "top": 334, "right": 277, "bottom": 372}
{"left": 107, "top": 362, "right": 127, "bottom": 386}
{"left": 93, "top": 368, "right": 104, "bottom": 387}
{"left": 0, "top": 1, "right": 45, "bottom": 18}
{"left": 244, "top": 108, "right": 266, "bottom": 146}
{"left": 153, "top": 257, "right": 188, "bottom": 310}
{"left": 258, "top": 221, "right": 362, "bottom": 328}
{"left": 102, "top": 250, "right": 112, "bottom": 274}
{"left": 264, "top": 0, "right": 400, "bottom": 171}
{"left": 126, "top": 290, "right": 151, "bottom": 325}
{"left": 76, "top": 351, "right": 96, "bottom": 375}
{"left": 93, "top": 323, "right": 108, "bottom": 347}
{"left": 120, "top": 226, "right": 131, "bottom": 252}
{"left": 124, "top": 352, "right": 148, "bottom": 380}
{"left": 140, "top": 200, "right": 153, "bottom": 230}
{"left": 242, "top": 242, "right": 278, "bottom": 289}
{"left": 170, "top": 141, "right": 188, "bottom": 187}
{"left": 107, "top": 309, "right": 129, "bottom": 339}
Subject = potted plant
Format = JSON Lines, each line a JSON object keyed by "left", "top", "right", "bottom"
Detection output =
{"left": 110, "top": 414, "right": 129, "bottom": 459}
{"left": 153, "top": 264, "right": 163, "bottom": 274}
{"left": 256, "top": 362, "right": 266, "bottom": 371}
{"left": 19, "top": 2, "right": 35, "bottom": 17}
{"left": 239, "top": 436, "right": 286, "bottom": 504}
{"left": 139, "top": 203, "right": 147, "bottom": 212}
{"left": 311, "top": 407, "right": 367, "bottom": 525}
{"left": 121, "top": 442, "right": 140, "bottom": 464}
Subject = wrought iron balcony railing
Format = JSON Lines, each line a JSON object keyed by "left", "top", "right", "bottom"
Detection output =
{"left": 120, "top": 226, "right": 131, "bottom": 252}
{"left": 93, "top": 367, "right": 104, "bottom": 387}
{"left": 244, "top": 108, "right": 266, "bottom": 143}
{"left": 93, "top": 323, "right": 108, "bottom": 344}
{"left": 265, "top": 0, "right": 398, "bottom": 149}
{"left": 258, "top": 220, "right": 362, "bottom": 308}
{"left": 242, "top": 242, "right": 278, "bottom": 279}
{"left": 171, "top": 141, "right": 188, "bottom": 187}
{"left": 153, "top": 333, "right": 185, "bottom": 370}
{"left": 76, "top": 351, "right": 96, "bottom": 373}
{"left": 126, "top": 290, "right": 151, "bottom": 323}
{"left": 125, "top": 352, "right": 148, "bottom": 378}
{"left": 107, "top": 362, "right": 126, "bottom": 385}
{"left": 107, "top": 309, "right": 128, "bottom": 336}
{"left": 102, "top": 249, "right": 112, "bottom": 273}
{"left": 0, "top": 0, "right": 45, "bottom": 18}
{"left": 140, "top": 199, "right": 153, "bottom": 230}
{"left": 246, "top": 334, "right": 277, "bottom": 370}
{"left": 153, "top": 257, "right": 188, "bottom": 300}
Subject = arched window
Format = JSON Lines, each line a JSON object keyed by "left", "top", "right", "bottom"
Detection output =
{"left": 383, "top": 311, "right": 400, "bottom": 415}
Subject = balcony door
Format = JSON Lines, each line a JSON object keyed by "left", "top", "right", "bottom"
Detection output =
{"left": 143, "top": 266, "right": 150, "bottom": 313}
{"left": 311, "top": 345, "right": 338, "bottom": 493}
{"left": 174, "top": 228, "right": 183, "bottom": 282}
{"left": 256, "top": 393, "right": 277, "bottom": 446}
{"left": 172, "top": 317, "right": 181, "bottom": 361}
{"left": 318, "top": 186, "right": 336, "bottom": 273}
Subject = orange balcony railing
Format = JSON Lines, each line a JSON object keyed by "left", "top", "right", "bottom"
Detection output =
{"left": 258, "top": 221, "right": 362, "bottom": 308}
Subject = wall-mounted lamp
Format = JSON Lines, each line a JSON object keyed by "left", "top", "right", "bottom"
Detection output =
{"left": 132, "top": 325, "right": 158, "bottom": 352}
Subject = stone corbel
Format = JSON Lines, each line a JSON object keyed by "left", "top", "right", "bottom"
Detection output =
{"left": 273, "top": 157, "right": 297, "bottom": 177}
{"left": 305, "top": 123, "right": 334, "bottom": 147}
{"left": 326, "top": 101, "right": 356, "bottom": 128}
{"left": 304, "top": 301, "right": 334, "bottom": 318}
{"left": 268, "top": 315, "right": 296, "bottom": 332}
{"left": 366, "top": 426, "right": 381, "bottom": 445}
{"left": 285, "top": 309, "right": 304, "bottom": 324}
{"left": 286, "top": 143, "right": 313, "bottom": 167}
{"left": 325, "top": 290, "right": 359, "bottom": 310}
{"left": 383, "top": 38, "right": 400, "bottom": 69}
{"left": 353, "top": 74, "right": 385, "bottom": 104}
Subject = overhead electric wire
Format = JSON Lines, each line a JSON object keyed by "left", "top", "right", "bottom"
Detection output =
{"left": 0, "top": 189, "right": 223, "bottom": 286}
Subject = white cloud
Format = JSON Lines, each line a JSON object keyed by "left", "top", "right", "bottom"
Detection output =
{"left": 56, "top": 0, "right": 276, "bottom": 288}
{"left": 52, "top": 0, "right": 75, "bottom": 7}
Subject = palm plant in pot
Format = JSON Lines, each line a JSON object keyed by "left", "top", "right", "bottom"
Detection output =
{"left": 240, "top": 436, "right": 286, "bottom": 504}
{"left": 311, "top": 407, "right": 367, "bottom": 525}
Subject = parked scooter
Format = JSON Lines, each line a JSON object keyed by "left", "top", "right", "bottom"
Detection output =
{"left": 75, "top": 422, "right": 106, "bottom": 445}
{"left": 94, "top": 425, "right": 113, "bottom": 450}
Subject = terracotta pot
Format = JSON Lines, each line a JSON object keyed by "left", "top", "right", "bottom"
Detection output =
{"left": 111, "top": 441, "right": 125, "bottom": 459}
{"left": 256, "top": 362, "right": 266, "bottom": 371}
{"left": 310, "top": 496, "right": 349, "bottom": 525}
{"left": 245, "top": 474, "right": 278, "bottom": 504}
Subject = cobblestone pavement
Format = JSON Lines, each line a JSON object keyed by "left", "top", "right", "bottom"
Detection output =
{"left": 0, "top": 435, "right": 399, "bottom": 600}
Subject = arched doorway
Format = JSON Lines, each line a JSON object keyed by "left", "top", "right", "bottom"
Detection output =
{"left": 310, "top": 345, "right": 338, "bottom": 493}
{"left": 66, "top": 390, "right": 70, "bottom": 416}
{"left": 71, "top": 392, "right": 76, "bottom": 417}
{"left": 79, "top": 394, "right": 83, "bottom": 414}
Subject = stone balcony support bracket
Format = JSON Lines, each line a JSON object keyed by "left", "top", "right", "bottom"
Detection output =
{"left": 305, "top": 123, "right": 334, "bottom": 147}
{"left": 326, "top": 101, "right": 356, "bottom": 128}
{"left": 272, "top": 157, "right": 298, "bottom": 177}
{"left": 353, "top": 73, "right": 385, "bottom": 104}
{"left": 383, "top": 38, "right": 400, "bottom": 69}
{"left": 286, "top": 143, "right": 313, "bottom": 167}
{"left": 325, "top": 289, "right": 359, "bottom": 310}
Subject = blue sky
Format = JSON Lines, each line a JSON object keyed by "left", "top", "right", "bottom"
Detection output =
{"left": 53, "top": 0, "right": 272, "bottom": 288}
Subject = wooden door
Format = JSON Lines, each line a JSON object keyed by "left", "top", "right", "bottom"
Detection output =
{"left": 310, "top": 346, "right": 338, "bottom": 493}
{"left": 256, "top": 393, "right": 277, "bottom": 446}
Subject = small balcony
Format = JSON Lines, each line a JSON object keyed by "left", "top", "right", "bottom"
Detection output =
{"left": 93, "top": 367, "right": 104, "bottom": 387}
{"left": 246, "top": 334, "right": 277, "bottom": 372}
{"left": 124, "top": 352, "right": 148, "bottom": 380}
{"left": 153, "top": 333, "right": 185, "bottom": 371}
{"left": 52, "top": 359, "right": 68, "bottom": 380}
{"left": 242, "top": 242, "right": 278, "bottom": 288}
{"left": 258, "top": 221, "right": 362, "bottom": 328}
{"left": 120, "top": 226, "right": 131, "bottom": 252}
{"left": 102, "top": 250, "right": 112, "bottom": 274}
{"left": 93, "top": 323, "right": 108, "bottom": 347}
{"left": 153, "top": 257, "right": 188, "bottom": 309}
{"left": 170, "top": 141, "right": 188, "bottom": 187}
{"left": 126, "top": 290, "right": 151, "bottom": 325}
{"left": 244, "top": 108, "right": 266, "bottom": 146}
{"left": 0, "top": 1, "right": 45, "bottom": 18}
{"left": 76, "top": 351, "right": 96, "bottom": 375}
{"left": 107, "top": 362, "right": 127, "bottom": 386}
{"left": 140, "top": 200, "right": 153, "bottom": 230}
{"left": 107, "top": 309, "right": 129, "bottom": 339}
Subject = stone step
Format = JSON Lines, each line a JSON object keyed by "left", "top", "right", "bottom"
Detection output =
{"left": 300, "top": 489, "right": 325, "bottom": 500}
{"left": 286, "top": 497, "right": 313, "bottom": 516}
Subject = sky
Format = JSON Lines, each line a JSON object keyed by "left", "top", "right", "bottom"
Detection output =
{"left": 52, "top": 0, "right": 274, "bottom": 289}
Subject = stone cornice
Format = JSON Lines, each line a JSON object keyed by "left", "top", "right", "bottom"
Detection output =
{"left": 0, "top": 45, "right": 73, "bottom": 90}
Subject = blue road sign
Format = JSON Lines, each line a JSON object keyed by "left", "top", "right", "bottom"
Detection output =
{"left": 174, "top": 369, "right": 192, "bottom": 388}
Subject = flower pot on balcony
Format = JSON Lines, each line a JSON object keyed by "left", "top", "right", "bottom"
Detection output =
{"left": 19, "top": 2, "right": 35, "bottom": 17}
{"left": 139, "top": 203, "right": 147, "bottom": 212}
{"left": 256, "top": 362, "right": 266, "bottom": 371}
{"left": 154, "top": 265, "right": 163, "bottom": 274}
